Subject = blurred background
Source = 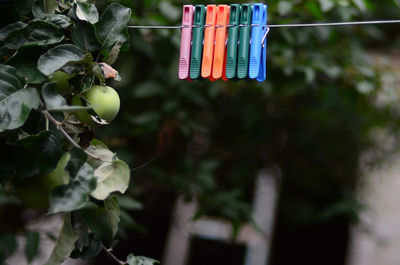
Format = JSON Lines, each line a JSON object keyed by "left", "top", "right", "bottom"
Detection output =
{"left": 3, "top": 0, "right": 400, "bottom": 265}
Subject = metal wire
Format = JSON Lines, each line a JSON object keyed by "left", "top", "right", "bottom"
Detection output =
{"left": 127, "top": 19, "right": 400, "bottom": 29}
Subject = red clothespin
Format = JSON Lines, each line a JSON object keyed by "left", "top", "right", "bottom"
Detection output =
{"left": 178, "top": 5, "right": 194, "bottom": 80}
{"left": 212, "top": 5, "right": 230, "bottom": 80}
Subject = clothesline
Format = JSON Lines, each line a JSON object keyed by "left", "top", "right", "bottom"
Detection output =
{"left": 127, "top": 19, "right": 400, "bottom": 29}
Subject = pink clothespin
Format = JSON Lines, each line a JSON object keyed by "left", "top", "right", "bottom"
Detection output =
{"left": 178, "top": 5, "right": 194, "bottom": 80}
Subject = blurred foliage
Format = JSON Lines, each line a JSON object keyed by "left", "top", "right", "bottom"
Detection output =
{"left": 98, "top": 0, "right": 400, "bottom": 226}
{"left": 93, "top": 0, "right": 400, "bottom": 263}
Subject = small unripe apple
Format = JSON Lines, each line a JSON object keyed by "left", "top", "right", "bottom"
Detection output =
{"left": 51, "top": 70, "right": 71, "bottom": 94}
{"left": 40, "top": 152, "right": 70, "bottom": 190}
{"left": 71, "top": 94, "right": 93, "bottom": 125}
{"left": 84, "top": 85, "right": 120, "bottom": 122}
{"left": 15, "top": 152, "right": 70, "bottom": 209}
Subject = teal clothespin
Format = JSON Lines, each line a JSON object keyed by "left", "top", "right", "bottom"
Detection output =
{"left": 237, "top": 4, "right": 252, "bottom": 79}
{"left": 190, "top": 5, "right": 206, "bottom": 79}
{"left": 225, "top": 4, "right": 241, "bottom": 79}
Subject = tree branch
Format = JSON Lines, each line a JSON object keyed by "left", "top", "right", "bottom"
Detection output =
{"left": 42, "top": 110, "right": 107, "bottom": 162}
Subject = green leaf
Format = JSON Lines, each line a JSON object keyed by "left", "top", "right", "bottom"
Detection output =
{"left": 76, "top": 3, "right": 99, "bottom": 24}
{"left": 0, "top": 22, "right": 27, "bottom": 42}
{"left": 126, "top": 254, "right": 159, "bottom": 265}
{"left": 0, "top": 65, "right": 40, "bottom": 132}
{"left": 49, "top": 162, "right": 97, "bottom": 214}
{"left": 94, "top": 3, "right": 131, "bottom": 50}
{"left": 86, "top": 138, "right": 115, "bottom": 168}
{"left": 13, "top": 131, "right": 62, "bottom": 180}
{"left": 25, "top": 232, "right": 40, "bottom": 263}
{"left": 4, "top": 21, "right": 64, "bottom": 49}
{"left": 38, "top": 44, "right": 84, "bottom": 76}
{"left": 105, "top": 43, "right": 121, "bottom": 65}
{"left": 91, "top": 160, "right": 130, "bottom": 200}
{"left": 43, "top": 213, "right": 79, "bottom": 265}
{"left": 0, "top": 143, "right": 15, "bottom": 184}
{"left": 105, "top": 195, "right": 120, "bottom": 238}
{"left": 43, "top": 0, "right": 58, "bottom": 14}
{"left": 72, "top": 22, "right": 100, "bottom": 52}
{"left": 42, "top": 82, "right": 91, "bottom": 112}
{"left": 34, "top": 14, "right": 72, "bottom": 28}
{"left": 8, "top": 48, "right": 47, "bottom": 84}
{"left": 70, "top": 232, "right": 102, "bottom": 259}
{"left": 118, "top": 196, "right": 143, "bottom": 211}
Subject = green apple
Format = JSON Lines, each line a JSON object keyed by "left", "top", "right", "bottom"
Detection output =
{"left": 71, "top": 94, "right": 93, "bottom": 125}
{"left": 15, "top": 152, "right": 70, "bottom": 209}
{"left": 51, "top": 70, "right": 71, "bottom": 94}
{"left": 84, "top": 85, "right": 120, "bottom": 122}
{"left": 40, "top": 152, "right": 70, "bottom": 190}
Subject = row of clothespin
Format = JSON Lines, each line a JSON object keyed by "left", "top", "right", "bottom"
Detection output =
{"left": 178, "top": 4, "right": 269, "bottom": 82}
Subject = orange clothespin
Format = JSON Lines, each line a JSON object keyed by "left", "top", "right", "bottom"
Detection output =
{"left": 212, "top": 5, "right": 230, "bottom": 80}
{"left": 201, "top": 5, "right": 217, "bottom": 79}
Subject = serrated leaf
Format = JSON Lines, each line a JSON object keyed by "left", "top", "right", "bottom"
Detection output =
{"left": 105, "top": 195, "right": 120, "bottom": 237}
{"left": 94, "top": 3, "right": 131, "bottom": 50}
{"left": 72, "top": 22, "right": 100, "bottom": 52}
{"left": 76, "top": 2, "right": 99, "bottom": 24}
{"left": 13, "top": 131, "right": 62, "bottom": 180}
{"left": 0, "top": 65, "right": 40, "bottom": 132}
{"left": 38, "top": 44, "right": 84, "bottom": 76}
{"left": 126, "top": 254, "right": 159, "bottom": 265}
{"left": 34, "top": 14, "right": 72, "bottom": 28}
{"left": 0, "top": 22, "right": 27, "bottom": 42}
{"left": 49, "top": 162, "right": 97, "bottom": 214}
{"left": 4, "top": 21, "right": 64, "bottom": 49}
{"left": 43, "top": 213, "right": 79, "bottom": 265}
{"left": 91, "top": 160, "right": 130, "bottom": 200}
{"left": 25, "top": 232, "right": 40, "bottom": 263}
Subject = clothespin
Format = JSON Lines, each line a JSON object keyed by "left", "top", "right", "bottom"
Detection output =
{"left": 249, "top": 4, "right": 264, "bottom": 79}
{"left": 225, "top": 4, "right": 241, "bottom": 79}
{"left": 257, "top": 5, "right": 268, "bottom": 82}
{"left": 178, "top": 5, "right": 194, "bottom": 80}
{"left": 237, "top": 4, "right": 252, "bottom": 79}
{"left": 212, "top": 5, "right": 230, "bottom": 80}
{"left": 201, "top": 5, "right": 217, "bottom": 79}
{"left": 189, "top": 5, "right": 206, "bottom": 80}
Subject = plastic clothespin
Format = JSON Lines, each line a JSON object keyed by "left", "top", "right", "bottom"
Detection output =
{"left": 256, "top": 5, "right": 268, "bottom": 82}
{"left": 212, "top": 5, "right": 230, "bottom": 79}
{"left": 201, "top": 5, "right": 217, "bottom": 79}
{"left": 249, "top": 4, "right": 263, "bottom": 79}
{"left": 178, "top": 5, "right": 194, "bottom": 80}
{"left": 190, "top": 5, "right": 206, "bottom": 80}
{"left": 237, "top": 4, "right": 252, "bottom": 79}
{"left": 225, "top": 4, "right": 241, "bottom": 79}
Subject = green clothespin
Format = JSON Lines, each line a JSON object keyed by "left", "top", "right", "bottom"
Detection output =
{"left": 225, "top": 4, "right": 241, "bottom": 79}
{"left": 190, "top": 5, "right": 206, "bottom": 80}
{"left": 237, "top": 4, "right": 252, "bottom": 79}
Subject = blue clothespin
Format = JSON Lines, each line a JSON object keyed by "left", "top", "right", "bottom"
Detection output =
{"left": 257, "top": 5, "right": 268, "bottom": 82}
{"left": 249, "top": 4, "right": 267, "bottom": 81}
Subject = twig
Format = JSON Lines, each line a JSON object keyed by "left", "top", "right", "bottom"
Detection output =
{"left": 42, "top": 110, "right": 104, "bottom": 161}
{"left": 77, "top": 213, "right": 126, "bottom": 265}
{"left": 130, "top": 155, "right": 159, "bottom": 172}
{"left": 102, "top": 245, "right": 126, "bottom": 265}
